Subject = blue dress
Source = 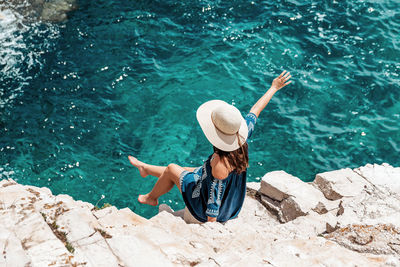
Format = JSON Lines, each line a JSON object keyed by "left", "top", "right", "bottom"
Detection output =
{"left": 180, "top": 113, "right": 257, "bottom": 223}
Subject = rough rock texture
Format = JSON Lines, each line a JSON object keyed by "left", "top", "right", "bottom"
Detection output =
{"left": 355, "top": 163, "right": 400, "bottom": 196}
{"left": 326, "top": 224, "right": 400, "bottom": 256}
{"left": 0, "top": 0, "right": 77, "bottom": 22}
{"left": 259, "top": 171, "right": 336, "bottom": 222}
{"left": 314, "top": 168, "right": 370, "bottom": 200}
{"left": 1, "top": 163, "right": 400, "bottom": 266}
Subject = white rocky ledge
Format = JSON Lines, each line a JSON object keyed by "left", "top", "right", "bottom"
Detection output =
{"left": 1, "top": 163, "right": 399, "bottom": 266}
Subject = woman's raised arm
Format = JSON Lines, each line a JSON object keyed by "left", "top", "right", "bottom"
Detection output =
{"left": 249, "top": 70, "right": 292, "bottom": 118}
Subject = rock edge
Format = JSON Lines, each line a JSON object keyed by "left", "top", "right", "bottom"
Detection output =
{"left": 1, "top": 163, "right": 399, "bottom": 266}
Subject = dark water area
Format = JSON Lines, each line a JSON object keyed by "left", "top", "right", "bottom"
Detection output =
{"left": 1, "top": 0, "right": 399, "bottom": 218}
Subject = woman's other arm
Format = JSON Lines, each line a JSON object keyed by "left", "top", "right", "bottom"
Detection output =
{"left": 249, "top": 70, "right": 292, "bottom": 118}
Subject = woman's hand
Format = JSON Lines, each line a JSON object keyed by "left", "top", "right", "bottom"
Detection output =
{"left": 249, "top": 70, "right": 292, "bottom": 118}
{"left": 271, "top": 70, "right": 292, "bottom": 91}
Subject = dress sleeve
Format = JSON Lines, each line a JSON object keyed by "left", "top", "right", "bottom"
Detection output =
{"left": 245, "top": 112, "right": 257, "bottom": 139}
{"left": 205, "top": 178, "right": 226, "bottom": 218}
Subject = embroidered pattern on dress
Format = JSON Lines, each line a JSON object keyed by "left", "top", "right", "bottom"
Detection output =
{"left": 206, "top": 208, "right": 219, "bottom": 216}
{"left": 179, "top": 170, "right": 189, "bottom": 192}
{"left": 207, "top": 178, "right": 217, "bottom": 204}
{"left": 216, "top": 180, "right": 223, "bottom": 206}
{"left": 193, "top": 167, "right": 201, "bottom": 183}
{"left": 191, "top": 166, "right": 206, "bottom": 199}
{"left": 248, "top": 122, "right": 254, "bottom": 133}
{"left": 246, "top": 113, "right": 257, "bottom": 137}
{"left": 248, "top": 113, "right": 257, "bottom": 121}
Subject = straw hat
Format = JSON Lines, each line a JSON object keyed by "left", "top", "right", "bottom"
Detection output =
{"left": 196, "top": 100, "right": 248, "bottom": 152}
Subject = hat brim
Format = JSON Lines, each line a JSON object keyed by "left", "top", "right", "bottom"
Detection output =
{"left": 196, "top": 100, "right": 248, "bottom": 152}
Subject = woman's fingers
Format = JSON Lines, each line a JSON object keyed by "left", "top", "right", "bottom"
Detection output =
{"left": 284, "top": 80, "right": 292, "bottom": 86}
{"left": 274, "top": 70, "right": 292, "bottom": 90}
{"left": 283, "top": 71, "right": 290, "bottom": 78}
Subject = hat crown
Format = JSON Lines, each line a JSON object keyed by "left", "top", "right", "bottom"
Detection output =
{"left": 211, "top": 105, "right": 241, "bottom": 135}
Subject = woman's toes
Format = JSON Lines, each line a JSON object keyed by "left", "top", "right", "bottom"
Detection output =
{"left": 137, "top": 194, "right": 146, "bottom": 203}
{"left": 128, "top": 155, "right": 139, "bottom": 167}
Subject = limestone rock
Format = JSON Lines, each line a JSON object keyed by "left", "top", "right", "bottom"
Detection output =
{"left": 0, "top": 228, "right": 31, "bottom": 266}
{"left": 259, "top": 194, "right": 280, "bottom": 214}
{"left": 277, "top": 211, "right": 338, "bottom": 239}
{"left": 354, "top": 163, "right": 400, "bottom": 196}
{"left": 0, "top": 178, "right": 17, "bottom": 187}
{"left": 326, "top": 224, "right": 400, "bottom": 259}
{"left": 73, "top": 231, "right": 121, "bottom": 267}
{"left": 314, "top": 168, "right": 370, "bottom": 200}
{"left": 95, "top": 206, "right": 147, "bottom": 230}
{"left": 246, "top": 181, "right": 260, "bottom": 195}
{"left": 239, "top": 193, "right": 278, "bottom": 220}
{"left": 259, "top": 171, "right": 292, "bottom": 201}
{"left": 259, "top": 171, "right": 328, "bottom": 222}
{"left": 2, "top": 0, "right": 77, "bottom": 22}
{"left": 158, "top": 204, "right": 185, "bottom": 220}
{"left": 40, "top": 0, "right": 78, "bottom": 22}
{"left": 263, "top": 237, "right": 395, "bottom": 266}
{"left": 0, "top": 208, "right": 74, "bottom": 266}
{"left": 312, "top": 201, "right": 328, "bottom": 214}
{"left": 56, "top": 207, "right": 101, "bottom": 242}
{"left": 106, "top": 234, "right": 172, "bottom": 267}
{"left": 1, "top": 162, "right": 399, "bottom": 266}
{"left": 158, "top": 203, "right": 174, "bottom": 214}
{"left": 336, "top": 189, "right": 400, "bottom": 228}
{"left": 278, "top": 197, "right": 308, "bottom": 222}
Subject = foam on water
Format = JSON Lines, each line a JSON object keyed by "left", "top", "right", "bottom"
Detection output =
{"left": 0, "top": 9, "right": 28, "bottom": 107}
{"left": 0, "top": 8, "right": 60, "bottom": 108}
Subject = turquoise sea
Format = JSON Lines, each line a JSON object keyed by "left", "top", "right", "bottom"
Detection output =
{"left": 1, "top": 0, "right": 399, "bottom": 218}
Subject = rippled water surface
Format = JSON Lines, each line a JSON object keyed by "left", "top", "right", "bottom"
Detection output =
{"left": 1, "top": 0, "right": 399, "bottom": 218}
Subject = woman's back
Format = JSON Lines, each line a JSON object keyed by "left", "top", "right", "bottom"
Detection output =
{"left": 180, "top": 112, "right": 257, "bottom": 222}
{"left": 181, "top": 154, "right": 247, "bottom": 222}
{"left": 210, "top": 154, "right": 232, "bottom": 180}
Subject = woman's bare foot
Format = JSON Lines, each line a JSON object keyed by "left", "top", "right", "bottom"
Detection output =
{"left": 128, "top": 156, "right": 148, "bottom": 177}
{"left": 138, "top": 194, "right": 158, "bottom": 206}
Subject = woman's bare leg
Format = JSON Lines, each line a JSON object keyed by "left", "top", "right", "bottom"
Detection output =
{"left": 128, "top": 156, "right": 196, "bottom": 178}
{"left": 138, "top": 163, "right": 184, "bottom": 206}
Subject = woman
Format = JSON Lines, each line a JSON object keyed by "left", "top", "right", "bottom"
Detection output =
{"left": 129, "top": 71, "right": 292, "bottom": 223}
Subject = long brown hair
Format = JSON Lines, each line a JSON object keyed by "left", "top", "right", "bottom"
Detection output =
{"left": 213, "top": 134, "right": 248, "bottom": 174}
